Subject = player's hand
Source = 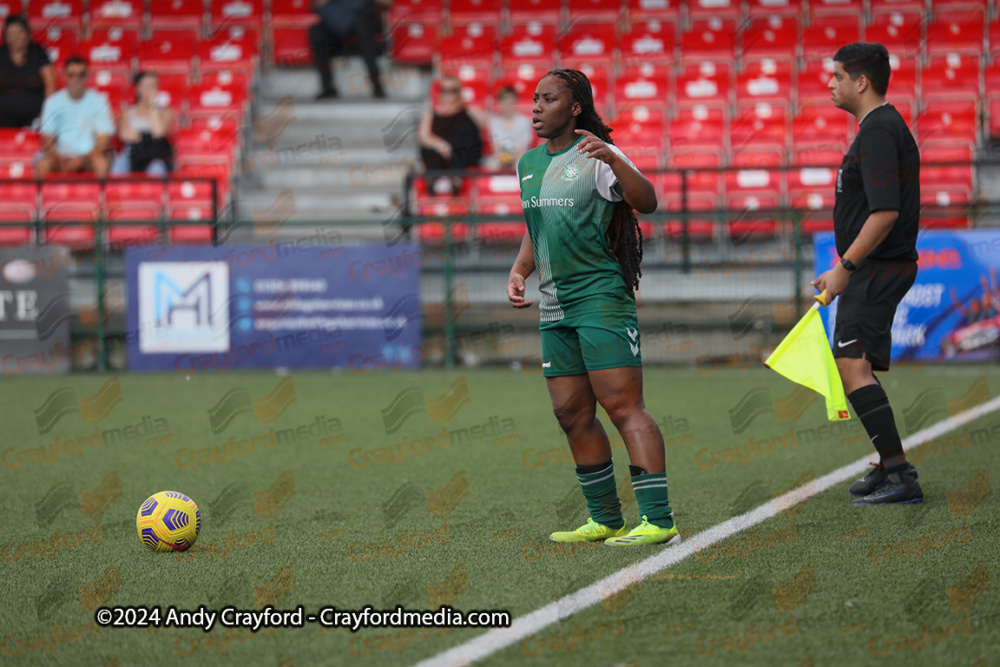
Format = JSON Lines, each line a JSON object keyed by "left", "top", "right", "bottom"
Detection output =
{"left": 811, "top": 264, "right": 850, "bottom": 304}
{"left": 437, "top": 141, "right": 452, "bottom": 160}
{"left": 507, "top": 273, "right": 533, "bottom": 308}
{"left": 575, "top": 130, "right": 619, "bottom": 165}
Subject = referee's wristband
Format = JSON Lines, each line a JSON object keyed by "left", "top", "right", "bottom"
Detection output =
{"left": 840, "top": 258, "right": 857, "bottom": 272}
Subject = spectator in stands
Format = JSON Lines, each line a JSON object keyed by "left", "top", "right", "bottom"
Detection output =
{"left": 110, "top": 72, "right": 174, "bottom": 176}
{"left": 36, "top": 56, "right": 114, "bottom": 180}
{"left": 0, "top": 15, "right": 56, "bottom": 129}
{"left": 419, "top": 75, "right": 486, "bottom": 194}
{"left": 309, "top": 0, "right": 387, "bottom": 100}
{"left": 486, "top": 86, "right": 534, "bottom": 169}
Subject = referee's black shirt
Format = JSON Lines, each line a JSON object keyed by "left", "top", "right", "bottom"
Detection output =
{"left": 833, "top": 103, "right": 920, "bottom": 261}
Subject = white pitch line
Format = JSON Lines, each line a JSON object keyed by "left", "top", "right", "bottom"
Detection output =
{"left": 415, "top": 393, "right": 1000, "bottom": 667}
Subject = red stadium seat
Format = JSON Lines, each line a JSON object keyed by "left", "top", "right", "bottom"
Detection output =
{"left": 792, "top": 100, "right": 851, "bottom": 149}
{"left": 869, "top": 0, "right": 925, "bottom": 15}
{"left": 0, "top": 130, "right": 41, "bottom": 164}
{"left": 210, "top": 0, "right": 264, "bottom": 30}
{"left": 922, "top": 54, "right": 980, "bottom": 102}
{"left": 199, "top": 32, "right": 258, "bottom": 75}
{"left": 168, "top": 206, "right": 216, "bottom": 243}
{"left": 865, "top": 12, "right": 922, "bottom": 58}
{"left": 0, "top": 205, "right": 34, "bottom": 245}
{"left": 475, "top": 177, "right": 526, "bottom": 244}
{"left": 795, "top": 58, "right": 836, "bottom": 104}
{"left": 739, "top": 16, "right": 798, "bottom": 61}
{"left": 559, "top": 22, "right": 617, "bottom": 67}
{"left": 390, "top": 19, "right": 438, "bottom": 65}
{"left": 792, "top": 145, "right": 844, "bottom": 167}
{"left": 681, "top": 18, "right": 737, "bottom": 60}
{"left": 43, "top": 204, "right": 99, "bottom": 248}
{"left": 788, "top": 166, "right": 837, "bottom": 219}
{"left": 389, "top": 0, "right": 442, "bottom": 22}
{"left": 567, "top": 0, "right": 623, "bottom": 22}
{"left": 448, "top": 0, "right": 502, "bottom": 22}
{"left": 28, "top": 0, "right": 82, "bottom": 30}
{"left": 106, "top": 204, "right": 163, "bottom": 247}
{"left": 33, "top": 27, "right": 78, "bottom": 65}
{"left": 732, "top": 102, "right": 787, "bottom": 151}
{"left": 746, "top": 0, "right": 801, "bottom": 15}
{"left": 885, "top": 54, "right": 918, "bottom": 108}
{"left": 736, "top": 59, "right": 793, "bottom": 106}
{"left": 612, "top": 104, "right": 667, "bottom": 170}
{"left": 89, "top": 0, "right": 142, "bottom": 30}
{"left": 730, "top": 145, "right": 784, "bottom": 167}
{"left": 77, "top": 37, "right": 138, "bottom": 72}
{"left": 138, "top": 33, "right": 198, "bottom": 74}
{"left": 920, "top": 186, "right": 969, "bottom": 229}
{"left": 0, "top": 0, "right": 23, "bottom": 20}
{"left": 508, "top": 0, "right": 562, "bottom": 24}
{"left": 620, "top": 19, "right": 676, "bottom": 64}
{"left": 991, "top": 19, "right": 1000, "bottom": 58}
{"left": 667, "top": 152, "right": 722, "bottom": 196}
{"left": 436, "top": 21, "right": 498, "bottom": 65}
{"left": 88, "top": 26, "right": 141, "bottom": 47}
{"left": 675, "top": 60, "right": 730, "bottom": 108}
{"left": 626, "top": 0, "right": 681, "bottom": 21}
{"left": 498, "top": 22, "right": 558, "bottom": 66}
{"left": 669, "top": 104, "right": 726, "bottom": 152}
{"left": 921, "top": 187, "right": 971, "bottom": 228}
{"left": 801, "top": 16, "right": 861, "bottom": 59}
{"left": 915, "top": 100, "right": 978, "bottom": 146}
{"left": 921, "top": 143, "right": 974, "bottom": 191}
{"left": 0, "top": 164, "right": 36, "bottom": 244}
{"left": 809, "top": 0, "right": 863, "bottom": 14}
{"left": 614, "top": 63, "right": 670, "bottom": 109}
{"left": 725, "top": 168, "right": 782, "bottom": 203}
{"left": 270, "top": 0, "right": 316, "bottom": 67}
{"left": 662, "top": 185, "right": 716, "bottom": 241}
{"left": 148, "top": 0, "right": 204, "bottom": 33}
{"left": 412, "top": 189, "right": 472, "bottom": 245}
{"left": 926, "top": 9, "right": 986, "bottom": 56}
{"left": 149, "top": 0, "right": 205, "bottom": 34}
{"left": 687, "top": 0, "right": 740, "bottom": 19}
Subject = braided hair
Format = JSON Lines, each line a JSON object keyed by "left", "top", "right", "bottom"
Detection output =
{"left": 546, "top": 68, "right": 643, "bottom": 292}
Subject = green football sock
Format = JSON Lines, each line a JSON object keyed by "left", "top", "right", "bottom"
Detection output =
{"left": 632, "top": 472, "right": 673, "bottom": 529}
{"left": 576, "top": 461, "right": 624, "bottom": 530}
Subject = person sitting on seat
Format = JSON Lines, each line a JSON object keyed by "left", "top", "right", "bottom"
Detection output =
{"left": 36, "top": 56, "right": 114, "bottom": 179}
{"left": 111, "top": 71, "right": 175, "bottom": 176}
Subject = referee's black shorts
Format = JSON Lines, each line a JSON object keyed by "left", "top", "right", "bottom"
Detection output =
{"left": 833, "top": 258, "right": 917, "bottom": 372}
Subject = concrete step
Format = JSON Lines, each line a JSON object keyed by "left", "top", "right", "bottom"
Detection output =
{"left": 243, "top": 159, "right": 416, "bottom": 190}
{"left": 260, "top": 58, "right": 432, "bottom": 103}
{"left": 248, "top": 124, "right": 420, "bottom": 151}
{"left": 237, "top": 188, "right": 399, "bottom": 221}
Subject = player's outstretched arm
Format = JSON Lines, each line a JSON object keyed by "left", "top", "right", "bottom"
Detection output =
{"left": 508, "top": 233, "right": 535, "bottom": 308}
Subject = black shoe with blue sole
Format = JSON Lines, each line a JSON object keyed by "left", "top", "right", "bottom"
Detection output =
{"left": 852, "top": 463, "right": 923, "bottom": 505}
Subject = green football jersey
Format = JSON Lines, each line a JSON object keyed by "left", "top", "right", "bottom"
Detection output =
{"left": 517, "top": 134, "right": 637, "bottom": 323}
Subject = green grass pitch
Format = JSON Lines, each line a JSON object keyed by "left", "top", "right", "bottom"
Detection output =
{"left": 1, "top": 366, "right": 998, "bottom": 666}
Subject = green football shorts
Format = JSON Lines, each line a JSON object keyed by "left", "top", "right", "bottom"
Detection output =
{"left": 539, "top": 310, "right": 642, "bottom": 377}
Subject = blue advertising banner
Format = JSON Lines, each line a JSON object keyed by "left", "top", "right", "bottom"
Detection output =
{"left": 815, "top": 231, "right": 1000, "bottom": 362}
{"left": 125, "top": 245, "right": 423, "bottom": 372}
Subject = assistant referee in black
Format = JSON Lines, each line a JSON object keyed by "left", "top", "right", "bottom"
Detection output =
{"left": 812, "top": 42, "right": 922, "bottom": 505}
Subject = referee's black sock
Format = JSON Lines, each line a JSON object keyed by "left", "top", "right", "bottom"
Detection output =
{"left": 847, "top": 384, "right": 907, "bottom": 469}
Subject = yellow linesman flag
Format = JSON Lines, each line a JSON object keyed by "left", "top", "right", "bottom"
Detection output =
{"left": 764, "top": 300, "right": 850, "bottom": 422}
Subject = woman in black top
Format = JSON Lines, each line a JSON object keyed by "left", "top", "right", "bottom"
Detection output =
{"left": 0, "top": 16, "right": 56, "bottom": 128}
{"left": 418, "top": 75, "right": 486, "bottom": 194}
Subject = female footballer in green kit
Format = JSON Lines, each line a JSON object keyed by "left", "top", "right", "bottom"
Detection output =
{"left": 507, "top": 69, "right": 678, "bottom": 546}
